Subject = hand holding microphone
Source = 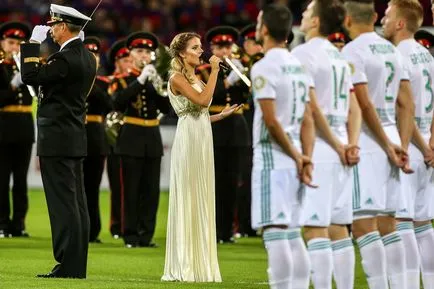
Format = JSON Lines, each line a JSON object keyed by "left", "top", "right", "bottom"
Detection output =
{"left": 209, "top": 55, "right": 222, "bottom": 72}
{"left": 200, "top": 52, "right": 229, "bottom": 71}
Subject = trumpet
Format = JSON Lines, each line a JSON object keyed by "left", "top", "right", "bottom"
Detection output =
{"left": 144, "top": 44, "right": 171, "bottom": 97}
{"left": 0, "top": 48, "right": 5, "bottom": 64}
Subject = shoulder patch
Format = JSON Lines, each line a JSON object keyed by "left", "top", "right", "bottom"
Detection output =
{"left": 349, "top": 63, "right": 355, "bottom": 75}
{"left": 253, "top": 75, "right": 266, "bottom": 91}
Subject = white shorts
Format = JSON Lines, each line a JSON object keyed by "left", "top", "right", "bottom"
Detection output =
{"left": 353, "top": 127, "right": 403, "bottom": 217}
{"left": 251, "top": 167, "right": 303, "bottom": 229}
{"left": 396, "top": 143, "right": 434, "bottom": 220}
{"left": 299, "top": 142, "right": 353, "bottom": 227}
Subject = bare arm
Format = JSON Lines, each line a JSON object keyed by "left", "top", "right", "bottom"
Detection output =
{"left": 353, "top": 83, "right": 404, "bottom": 167}
{"left": 209, "top": 104, "right": 242, "bottom": 123}
{"left": 309, "top": 88, "right": 346, "bottom": 163}
{"left": 170, "top": 70, "right": 219, "bottom": 107}
{"left": 259, "top": 99, "right": 302, "bottom": 161}
{"left": 396, "top": 80, "right": 415, "bottom": 150}
{"left": 347, "top": 91, "right": 362, "bottom": 146}
{"left": 301, "top": 102, "right": 315, "bottom": 158}
{"left": 353, "top": 83, "right": 391, "bottom": 149}
{"left": 412, "top": 124, "right": 431, "bottom": 156}
{"left": 300, "top": 102, "right": 318, "bottom": 188}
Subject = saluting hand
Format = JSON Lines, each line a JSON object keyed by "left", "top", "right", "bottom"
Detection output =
{"left": 30, "top": 25, "right": 50, "bottom": 44}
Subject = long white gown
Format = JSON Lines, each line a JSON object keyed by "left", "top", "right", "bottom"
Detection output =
{"left": 161, "top": 77, "right": 222, "bottom": 282}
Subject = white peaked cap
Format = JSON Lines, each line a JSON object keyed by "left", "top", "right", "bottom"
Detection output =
{"left": 47, "top": 4, "right": 91, "bottom": 26}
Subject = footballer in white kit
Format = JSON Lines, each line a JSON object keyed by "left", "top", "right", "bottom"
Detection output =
{"left": 251, "top": 47, "right": 311, "bottom": 230}
{"left": 292, "top": 37, "right": 354, "bottom": 228}
{"left": 342, "top": 2, "right": 414, "bottom": 289}
{"left": 342, "top": 32, "right": 406, "bottom": 216}
{"left": 252, "top": 5, "right": 314, "bottom": 289}
{"left": 395, "top": 39, "right": 434, "bottom": 221}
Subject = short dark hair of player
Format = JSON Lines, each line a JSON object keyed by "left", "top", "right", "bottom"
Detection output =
{"left": 344, "top": 0, "right": 376, "bottom": 25}
{"left": 262, "top": 4, "right": 293, "bottom": 42}
{"left": 312, "top": 0, "right": 346, "bottom": 37}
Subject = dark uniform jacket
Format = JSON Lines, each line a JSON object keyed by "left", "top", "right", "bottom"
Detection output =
{"left": 111, "top": 68, "right": 170, "bottom": 157}
{"left": 86, "top": 75, "right": 112, "bottom": 156}
{"left": 21, "top": 39, "right": 97, "bottom": 157}
{"left": 0, "top": 58, "right": 34, "bottom": 144}
{"left": 197, "top": 64, "right": 250, "bottom": 147}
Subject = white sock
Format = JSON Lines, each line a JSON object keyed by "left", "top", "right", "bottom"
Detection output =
{"left": 415, "top": 223, "right": 434, "bottom": 289}
{"left": 382, "top": 231, "right": 407, "bottom": 289}
{"left": 396, "top": 222, "right": 420, "bottom": 289}
{"left": 307, "top": 238, "right": 333, "bottom": 289}
{"left": 288, "top": 228, "right": 310, "bottom": 289}
{"left": 356, "top": 231, "right": 388, "bottom": 289}
{"left": 332, "top": 238, "right": 355, "bottom": 289}
{"left": 263, "top": 228, "right": 292, "bottom": 289}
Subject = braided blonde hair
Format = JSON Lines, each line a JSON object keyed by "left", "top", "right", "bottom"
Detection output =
{"left": 169, "top": 32, "right": 201, "bottom": 84}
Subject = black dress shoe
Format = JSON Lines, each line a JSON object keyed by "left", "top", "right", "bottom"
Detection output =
{"left": 218, "top": 237, "right": 236, "bottom": 244}
{"left": 89, "top": 238, "right": 102, "bottom": 243}
{"left": 36, "top": 272, "right": 57, "bottom": 278}
{"left": 0, "top": 229, "right": 11, "bottom": 238}
{"left": 139, "top": 242, "right": 158, "bottom": 248}
{"left": 125, "top": 242, "right": 139, "bottom": 248}
{"left": 11, "top": 230, "right": 30, "bottom": 237}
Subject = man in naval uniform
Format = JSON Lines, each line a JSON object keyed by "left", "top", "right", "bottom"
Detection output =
{"left": 20, "top": 4, "right": 96, "bottom": 278}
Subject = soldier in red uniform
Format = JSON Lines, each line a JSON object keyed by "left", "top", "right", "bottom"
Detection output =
{"left": 83, "top": 37, "right": 113, "bottom": 243}
{"left": 0, "top": 22, "right": 34, "bottom": 238}
{"left": 106, "top": 40, "right": 132, "bottom": 239}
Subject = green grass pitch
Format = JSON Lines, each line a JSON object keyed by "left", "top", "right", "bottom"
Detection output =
{"left": 0, "top": 190, "right": 369, "bottom": 288}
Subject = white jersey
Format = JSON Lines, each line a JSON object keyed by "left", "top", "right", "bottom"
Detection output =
{"left": 342, "top": 32, "right": 406, "bottom": 128}
{"left": 251, "top": 47, "right": 311, "bottom": 170}
{"left": 397, "top": 39, "right": 434, "bottom": 137}
{"left": 292, "top": 37, "right": 352, "bottom": 143}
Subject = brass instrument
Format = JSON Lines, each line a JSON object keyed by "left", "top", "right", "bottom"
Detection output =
{"left": 149, "top": 44, "right": 171, "bottom": 96}
{"left": 231, "top": 43, "right": 243, "bottom": 60}
{"left": 0, "top": 48, "right": 5, "bottom": 64}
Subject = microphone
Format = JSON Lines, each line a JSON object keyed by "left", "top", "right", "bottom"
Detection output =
{"left": 200, "top": 52, "right": 230, "bottom": 71}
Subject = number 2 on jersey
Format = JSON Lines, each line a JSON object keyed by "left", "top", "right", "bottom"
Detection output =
{"left": 423, "top": 69, "right": 434, "bottom": 113}
{"left": 332, "top": 65, "right": 348, "bottom": 110}
{"left": 385, "top": 61, "right": 395, "bottom": 102}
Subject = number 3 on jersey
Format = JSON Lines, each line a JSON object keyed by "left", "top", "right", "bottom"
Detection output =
{"left": 291, "top": 80, "right": 307, "bottom": 124}
{"left": 332, "top": 65, "right": 348, "bottom": 110}
{"left": 423, "top": 69, "right": 434, "bottom": 113}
